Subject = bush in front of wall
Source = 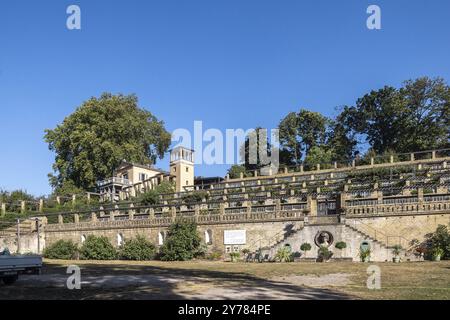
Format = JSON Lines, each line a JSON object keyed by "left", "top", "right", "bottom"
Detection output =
{"left": 79, "top": 235, "right": 117, "bottom": 260}
{"left": 119, "top": 235, "right": 156, "bottom": 261}
{"left": 43, "top": 240, "right": 78, "bottom": 260}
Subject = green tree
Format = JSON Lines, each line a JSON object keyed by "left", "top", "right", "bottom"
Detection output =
{"left": 45, "top": 93, "right": 171, "bottom": 190}
{"left": 227, "top": 164, "right": 247, "bottom": 179}
{"left": 79, "top": 235, "right": 117, "bottom": 260}
{"left": 279, "top": 109, "right": 329, "bottom": 165}
{"left": 340, "top": 77, "right": 449, "bottom": 154}
{"left": 159, "top": 221, "right": 201, "bottom": 261}
{"left": 43, "top": 240, "right": 79, "bottom": 260}
{"left": 304, "top": 146, "right": 334, "bottom": 169}
{"left": 119, "top": 235, "right": 156, "bottom": 261}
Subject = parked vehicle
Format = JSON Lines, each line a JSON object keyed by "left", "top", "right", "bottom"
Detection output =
{"left": 0, "top": 249, "right": 42, "bottom": 285}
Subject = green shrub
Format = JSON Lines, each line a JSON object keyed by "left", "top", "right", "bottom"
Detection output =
{"left": 425, "top": 224, "right": 450, "bottom": 260}
{"left": 335, "top": 241, "right": 347, "bottom": 250}
{"left": 300, "top": 242, "right": 312, "bottom": 252}
{"left": 229, "top": 252, "right": 240, "bottom": 262}
{"left": 318, "top": 246, "right": 333, "bottom": 262}
{"left": 159, "top": 221, "right": 201, "bottom": 261}
{"left": 275, "top": 247, "right": 292, "bottom": 262}
{"left": 119, "top": 235, "right": 156, "bottom": 261}
{"left": 206, "top": 251, "right": 222, "bottom": 261}
{"left": 43, "top": 240, "right": 78, "bottom": 260}
{"left": 79, "top": 235, "right": 117, "bottom": 260}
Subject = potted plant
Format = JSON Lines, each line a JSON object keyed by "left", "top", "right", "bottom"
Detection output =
{"left": 431, "top": 247, "right": 444, "bottom": 261}
{"left": 359, "top": 247, "right": 371, "bottom": 262}
{"left": 392, "top": 245, "right": 402, "bottom": 263}
{"left": 300, "top": 242, "right": 312, "bottom": 258}
{"left": 317, "top": 246, "right": 333, "bottom": 262}
{"left": 229, "top": 252, "right": 240, "bottom": 262}
{"left": 334, "top": 241, "right": 347, "bottom": 258}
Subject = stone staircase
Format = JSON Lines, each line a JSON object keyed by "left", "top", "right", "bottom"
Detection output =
{"left": 343, "top": 223, "right": 420, "bottom": 262}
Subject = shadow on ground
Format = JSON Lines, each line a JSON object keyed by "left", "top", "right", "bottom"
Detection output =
{"left": 0, "top": 262, "right": 352, "bottom": 300}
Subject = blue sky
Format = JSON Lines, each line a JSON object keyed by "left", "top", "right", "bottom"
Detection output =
{"left": 0, "top": 0, "right": 449, "bottom": 196}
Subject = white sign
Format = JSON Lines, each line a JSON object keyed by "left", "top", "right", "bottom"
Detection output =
{"left": 224, "top": 230, "right": 246, "bottom": 245}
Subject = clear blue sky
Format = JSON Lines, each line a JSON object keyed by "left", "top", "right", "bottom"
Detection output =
{"left": 1, "top": 0, "right": 449, "bottom": 196}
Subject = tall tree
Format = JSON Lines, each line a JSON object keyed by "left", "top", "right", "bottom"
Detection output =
{"left": 278, "top": 109, "right": 328, "bottom": 165}
{"left": 45, "top": 93, "right": 171, "bottom": 190}
{"left": 340, "top": 77, "right": 450, "bottom": 154}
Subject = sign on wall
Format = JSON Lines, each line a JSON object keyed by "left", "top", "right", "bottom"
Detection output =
{"left": 224, "top": 230, "right": 246, "bottom": 245}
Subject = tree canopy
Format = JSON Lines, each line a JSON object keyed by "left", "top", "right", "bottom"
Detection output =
{"left": 242, "top": 76, "right": 450, "bottom": 172}
{"left": 45, "top": 93, "right": 171, "bottom": 191}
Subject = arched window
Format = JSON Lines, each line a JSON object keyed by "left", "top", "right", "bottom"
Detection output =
{"left": 205, "top": 229, "right": 213, "bottom": 245}
{"left": 117, "top": 233, "right": 124, "bottom": 246}
{"left": 158, "top": 231, "right": 165, "bottom": 245}
{"left": 81, "top": 235, "right": 86, "bottom": 244}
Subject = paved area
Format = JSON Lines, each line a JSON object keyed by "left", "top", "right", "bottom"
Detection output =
{"left": 0, "top": 263, "right": 351, "bottom": 300}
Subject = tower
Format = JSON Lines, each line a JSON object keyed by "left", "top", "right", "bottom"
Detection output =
{"left": 170, "top": 146, "right": 195, "bottom": 192}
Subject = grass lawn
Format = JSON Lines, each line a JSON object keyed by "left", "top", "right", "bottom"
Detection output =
{"left": 1, "top": 259, "right": 449, "bottom": 300}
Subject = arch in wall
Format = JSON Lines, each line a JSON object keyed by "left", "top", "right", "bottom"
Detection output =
{"left": 158, "top": 231, "right": 165, "bottom": 245}
{"left": 205, "top": 229, "right": 213, "bottom": 245}
{"left": 117, "top": 233, "right": 124, "bottom": 246}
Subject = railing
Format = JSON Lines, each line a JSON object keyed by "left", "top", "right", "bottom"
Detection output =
{"left": 97, "top": 177, "right": 132, "bottom": 187}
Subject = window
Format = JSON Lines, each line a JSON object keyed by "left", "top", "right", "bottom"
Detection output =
{"left": 139, "top": 173, "right": 147, "bottom": 181}
{"left": 117, "top": 233, "right": 124, "bottom": 246}
{"left": 122, "top": 173, "right": 128, "bottom": 180}
{"left": 173, "top": 167, "right": 176, "bottom": 172}
{"left": 225, "top": 246, "right": 231, "bottom": 253}
{"left": 186, "top": 167, "right": 189, "bottom": 172}
{"left": 186, "top": 180, "right": 189, "bottom": 185}
{"left": 233, "top": 246, "right": 240, "bottom": 253}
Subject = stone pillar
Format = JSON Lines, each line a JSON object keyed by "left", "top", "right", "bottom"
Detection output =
{"left": 219, "top": 203, "right": 225, "bottom": 216}
{"left": 56, "top": 196, "right": 61, "bottom": 205}
{"left": 87, "top": 192, "right": 91, "bottom": 203}
{"left": 334, "top": 162, "right": 338, "bottom": 169}
{"left": 316, "top": 163, "right": 320, "bottom": 171}
{"left": 316, "top": 187, "right": 321, "bottom": 193}
{"left": 91, "top": 212, "right": 97, "bottom": 223}
{"left": 129, "top": 204, "right": 135, "bottom": 220}
{"left": 300, "top": 165, "right": 304, "bottom": 173}
{"left": 377, "top": 190, "right": 383, "bottom": 204}
{"left": 41, "top": 216, "right": 48, "bottom": 226}
{"left": 352, "top": 159, "right": 356, "bottom": 167}
{"left": 370, "top": 157, "right": 374, "bottom": 166}
{"left": 20, "top": 201, "right": 26, "bottom": 214}
{"left": 246, "top": 202, "right": 252, "bottom": 219}
{"left": 410, "top": 153, "right": 415, "bottom": 162}
{"left": 307, "top": 196, "right": 317, "bottom": 216}
{"left": 39, "top": 199, "right": 44, "bottom": 213}
{"left": 72, "top": 194, "right": 76, "bottom": 205}
{"left": 284, "top": 167, "right": 288, "bottom": 174}
{"left": 417, "top": 188, "right": 424, "bottom": 204}
{"left": 148, "top": 208, "right": 155, "bottom": 219}
{"left": 110, "top": 210, "right": 115, "bottom": 221}
{"left": 443, "top": 161, "right": 447, "bottom": 169}
{"left": 1, "top": 203, "right": 5, "bottom": 217}
{"left": 58, "top": 214, "right": 63, "bottom": 224}
{"left": 254, "top": 170, "right": 258, "bottom": 177}
{"left": 74, "top": 214, "right": 79, "bottom": 224}
{"left": 240, "top": 172, "right": 244, "bottom": 179}
{"left": 171, "top": 206, "right": 177, "bottom": 222}
{"left": 99, "top": 206, "right": 105, "bottom": 217}
{"left": 431, "top": 151, "right": 436, "bottom": 159}
{"left": 390, "top": 155, "right": 394, "bottom": 163}
{"left": 226, "top": 174, "right": 230, "bottom": 181}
